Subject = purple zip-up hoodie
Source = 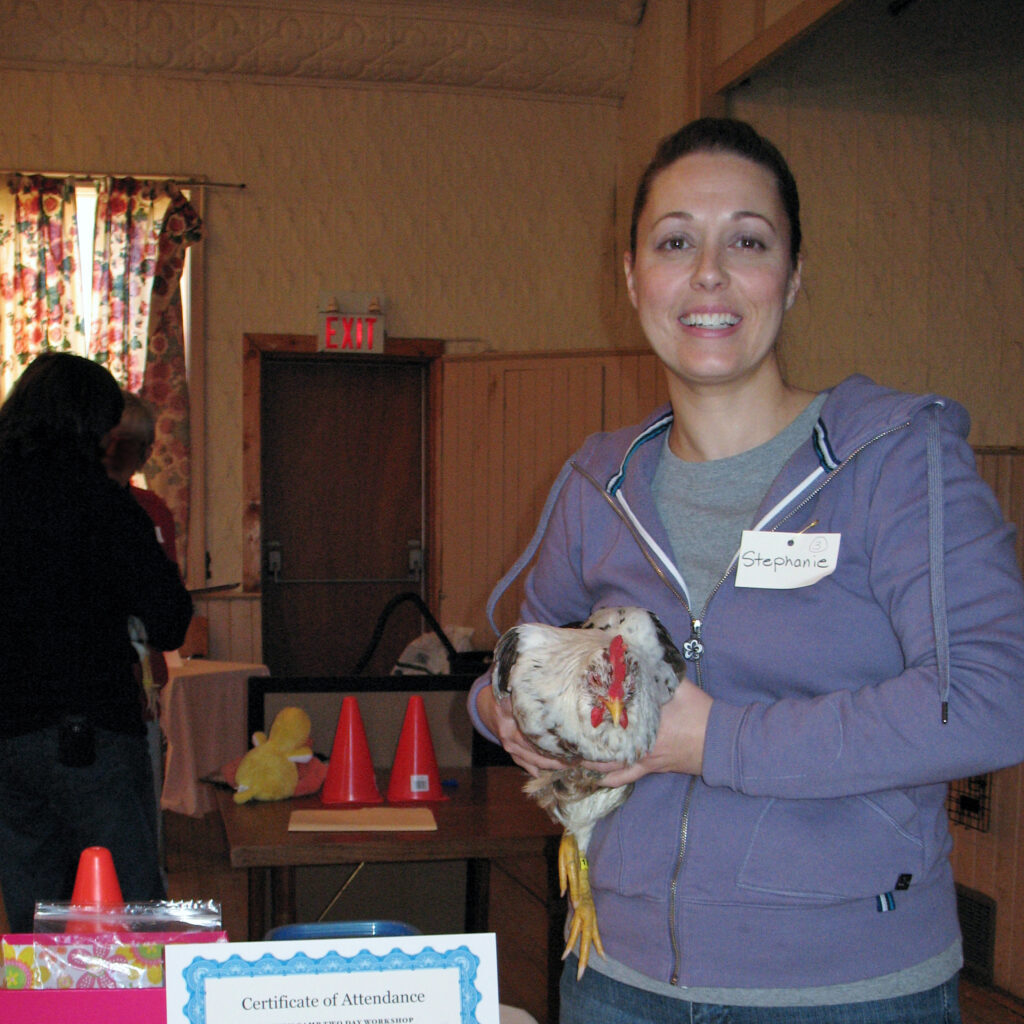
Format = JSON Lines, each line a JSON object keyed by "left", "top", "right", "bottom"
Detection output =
{"left": 470, "top": 374, "right": 1024, "bottom": 991}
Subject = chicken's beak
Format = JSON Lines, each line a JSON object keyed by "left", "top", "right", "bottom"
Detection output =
{"left": 603, "top": 695, "right": 625, "bottom": 727}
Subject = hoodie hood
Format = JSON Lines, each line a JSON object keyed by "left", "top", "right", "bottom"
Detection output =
{"left": 814, "top": 374, "right": 970, "bottom": 464}
{"left": 595, "top": 375, "right": 970, "bottom": 496}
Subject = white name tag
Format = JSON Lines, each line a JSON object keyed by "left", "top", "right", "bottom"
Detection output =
{"left": 735, "top": 530, "right": 841, "bottom": 590}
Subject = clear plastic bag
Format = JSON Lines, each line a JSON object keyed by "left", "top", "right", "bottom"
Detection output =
{"left": 0, "top": 900, "right": 227, "bottom": 990}
{"left": 32, "top": 899, "right": 222, "bottom": 934}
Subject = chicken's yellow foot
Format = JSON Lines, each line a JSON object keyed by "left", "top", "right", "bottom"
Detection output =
{"left": 558, "top": 832, "right": 605, "bottom": 978}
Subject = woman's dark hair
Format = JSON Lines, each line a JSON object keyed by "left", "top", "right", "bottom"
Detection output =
{"left": 0, "top": 351, "right": 124, "bottom": 460}
{"left": 629, "top": 117, "right": 802, "bottom": 268}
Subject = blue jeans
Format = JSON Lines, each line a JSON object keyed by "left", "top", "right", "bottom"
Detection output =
{"left": 0, "top": 724, "right": 164, "bottom": 933}
{"left": 560, "top": 957, "right": 962, "bottom": 1024}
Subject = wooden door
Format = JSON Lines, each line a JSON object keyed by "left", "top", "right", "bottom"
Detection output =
{"left": 260, "top": 354, "right": 427, "bottom": 676}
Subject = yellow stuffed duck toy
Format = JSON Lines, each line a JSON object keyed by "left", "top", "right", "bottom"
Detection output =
{"left": 233, "top": 706, "right": 315, "bottom": 804}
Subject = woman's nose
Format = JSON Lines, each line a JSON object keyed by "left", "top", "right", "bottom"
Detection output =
{"left": 691, "top": 245, "right": 726, "bottom": 289}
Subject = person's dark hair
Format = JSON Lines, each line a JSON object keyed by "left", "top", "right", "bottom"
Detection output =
{"left": 0, "top": 351, "right": 124, "bottom": 461}
{"left": 629, "top": 117, "right": 802, "bottom": 268}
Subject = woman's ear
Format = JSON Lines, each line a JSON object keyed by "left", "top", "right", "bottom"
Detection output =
{"left": 623, "top": 251, "right": 639, "bottom": 310}
{"left": 784, "top": 254, "right": 803, "bottom": 311}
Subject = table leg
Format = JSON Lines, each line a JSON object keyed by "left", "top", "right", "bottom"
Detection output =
{"left": 465, "top": 858, "right": 490, "bottom": 933}
{"left": 545, "top": 837, "right": 564, "bottom": 1024}
{"left": 270, "top": 865, "right": 297, "bottom": 932}
{"left": 247, "top": 868, "right": 266, "bottom": 941}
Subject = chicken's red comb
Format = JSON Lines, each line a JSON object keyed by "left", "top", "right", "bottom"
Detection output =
{"left": 608, "top": 634, "right": 626, "bottom": 698}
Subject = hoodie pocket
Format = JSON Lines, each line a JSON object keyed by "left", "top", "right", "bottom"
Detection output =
{"left": 736, "top": 791, "right": 926, "bottom": 903}
{"left": 587, "top": 775, "right": 686, "bottom": 900}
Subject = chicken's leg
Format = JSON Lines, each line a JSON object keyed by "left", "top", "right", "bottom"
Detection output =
{"left": 558, "top": 831, "right": 605, "bottom": 978}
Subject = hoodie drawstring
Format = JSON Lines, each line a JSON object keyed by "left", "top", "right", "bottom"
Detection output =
{"left": 925, "top": 406, "right": 951, "bottom": 723}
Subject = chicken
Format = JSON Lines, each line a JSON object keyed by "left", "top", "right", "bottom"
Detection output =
{"left": 491, "top": 606, "right": 686, "bottom": 977}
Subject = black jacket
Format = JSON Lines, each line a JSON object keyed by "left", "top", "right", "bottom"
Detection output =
{"left": 0, "top": 450, "right": 193, "bottom": 735}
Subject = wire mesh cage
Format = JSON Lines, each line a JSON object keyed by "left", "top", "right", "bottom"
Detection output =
{"left": 946, "top": 774, "right": 993, "bottom": 832}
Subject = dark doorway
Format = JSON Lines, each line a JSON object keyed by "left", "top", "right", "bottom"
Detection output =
{"left": 260, "top": 353, "right": 429, "bottom": 676}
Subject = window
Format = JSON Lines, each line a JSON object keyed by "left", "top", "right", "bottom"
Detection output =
{"left": 0, "top": 175, "right": 204, "bottom": 586}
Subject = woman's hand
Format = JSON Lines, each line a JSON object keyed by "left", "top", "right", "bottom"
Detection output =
{"left": 585, "top": 679, "right": 713, "bottom": 786}
{"left": 475, "top": 684, "right": 565, "bottom": 777}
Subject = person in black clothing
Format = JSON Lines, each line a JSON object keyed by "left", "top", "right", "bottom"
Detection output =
{"left": 0, "top": 352, "right": 193, "bottom": 932}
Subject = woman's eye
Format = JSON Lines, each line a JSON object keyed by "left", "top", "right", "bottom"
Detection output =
{"left": 734, "top": 235, "right": 767, "bottom": 252}
{"left": 658, "top": 235, "right": 691, "bottom": 252}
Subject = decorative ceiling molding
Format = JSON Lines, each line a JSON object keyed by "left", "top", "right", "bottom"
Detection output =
{"left": 1, "top": 0, "right": 643, "bottom": 101}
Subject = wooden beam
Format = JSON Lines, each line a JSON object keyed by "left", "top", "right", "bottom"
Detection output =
{"left": 707, "top": 0, "right": 852, "bottom": 98}
{"left": 687, "top": 0, "right": 728, "bottom": 118}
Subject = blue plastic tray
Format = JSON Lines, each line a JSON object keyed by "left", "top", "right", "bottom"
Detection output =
{"left": 264, "top": 920, "right": 421, "bottom": 941}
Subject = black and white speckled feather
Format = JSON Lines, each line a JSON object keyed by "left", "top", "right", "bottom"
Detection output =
{"left": 492, "top": 606, "right": 685, "bottom": 854}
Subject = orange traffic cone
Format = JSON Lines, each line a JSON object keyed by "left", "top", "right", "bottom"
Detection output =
{"left": 386, "top": 695, "right": 447, "bottom": 802}
{"left": 66, "top": 846, "right": 124, "bottom": 933}
{"left": 321, "top": 697, "right": 383, "bottom": 805}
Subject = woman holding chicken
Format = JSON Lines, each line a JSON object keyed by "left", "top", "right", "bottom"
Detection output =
{"left": 469, "top": 117, "right": 1024, "bottom": 1022}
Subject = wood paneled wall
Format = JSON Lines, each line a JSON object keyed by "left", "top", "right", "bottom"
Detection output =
{"left": 975, "top": 450, "right": 1024, "bottom": 579}
{"left": 436, "top": 349, "right": 668, "bottom": 644}
{"left": 192, "top": 592, "right": 262, "bottom": 664}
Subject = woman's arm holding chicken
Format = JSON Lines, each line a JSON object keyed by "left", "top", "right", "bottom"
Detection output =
{"left": 473, "top": 679, "right": 568, "bottom": 777}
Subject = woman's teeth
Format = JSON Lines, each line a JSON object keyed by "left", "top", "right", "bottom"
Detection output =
{"left": 681, "top": 312, "right": 741, "bottom": 328}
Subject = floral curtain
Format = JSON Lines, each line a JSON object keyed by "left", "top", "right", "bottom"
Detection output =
{"left": 0, "top": 174, "right": 202, "bottom": 578}
{"left": 0, "top": 176, "right": 83, "bottom": 393}
{"left": 139, "top": 187, "right": 202, "bottom": 576}
{"left": 88, "top": 177, "right": 162, "bottom": 391}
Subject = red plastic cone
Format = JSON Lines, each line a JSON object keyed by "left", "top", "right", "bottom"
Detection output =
{"left": 66, "top": 846, "right": 124, "bottom": 933}
{"left": 386, "top": 695, "right": 447, "bottom": 802}
{"left": 321, "top": 697, "right": 383, "bottom": 805}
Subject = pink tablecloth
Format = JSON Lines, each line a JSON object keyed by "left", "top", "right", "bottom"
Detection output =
{"left": 159, "top": 660, "right": 269, "bottom": 817}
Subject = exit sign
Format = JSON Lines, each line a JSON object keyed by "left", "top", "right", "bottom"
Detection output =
{"left": 320, "top": 313, "right": 386, "bottom": 353}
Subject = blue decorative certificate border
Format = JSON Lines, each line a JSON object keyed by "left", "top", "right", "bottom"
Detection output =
{"left": 178, "top": 945, "right": 482, "bottom": 1024}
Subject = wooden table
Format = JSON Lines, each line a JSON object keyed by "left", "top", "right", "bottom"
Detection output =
{"left": 216, "top": 765, "right": 564, "bottom": 1021}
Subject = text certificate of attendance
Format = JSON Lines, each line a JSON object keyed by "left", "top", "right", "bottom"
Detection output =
{"left": 165, "top": 933, "right": 500, "bottom": 1024}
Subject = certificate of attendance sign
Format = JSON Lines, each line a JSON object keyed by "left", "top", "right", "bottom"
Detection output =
{"left": 165, "top": 933, "right": 500, "bottom": 1024}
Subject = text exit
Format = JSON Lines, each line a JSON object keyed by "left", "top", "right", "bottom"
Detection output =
{"left": 320, "top": 314, "right": 385, "bottom": 353}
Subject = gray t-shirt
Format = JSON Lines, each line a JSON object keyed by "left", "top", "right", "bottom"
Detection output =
{"left": 652, "top": 393, "right": 827, "bottom": 612}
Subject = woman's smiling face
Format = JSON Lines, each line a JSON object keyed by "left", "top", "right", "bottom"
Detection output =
{"left": 624, "top": 150, "right": 801, "bottom": 393}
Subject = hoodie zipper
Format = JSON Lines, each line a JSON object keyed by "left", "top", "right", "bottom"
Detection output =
{"left": 672, "top": 420, "right": 920, "bottom": 983}
{"left": 574, "top": 463, "right": 706, "bottom": 984}
{"left": 765, "top": 421, "right": 911, "bottom": 533}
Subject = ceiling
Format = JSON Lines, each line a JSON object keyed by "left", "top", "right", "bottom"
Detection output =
{"left": 5, "top": 0, "right": 648, "bottom": 101}
{"left": 356, "top": 0, "right": 646, "bottom": 25}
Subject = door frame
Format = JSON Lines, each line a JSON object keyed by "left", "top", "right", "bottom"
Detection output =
{"left": 241, "top": 333, "right": 445, "bottom": 610}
